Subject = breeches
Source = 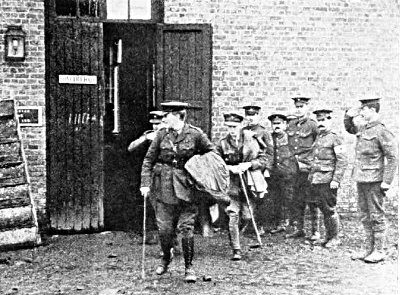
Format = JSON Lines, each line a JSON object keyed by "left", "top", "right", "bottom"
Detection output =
{"left": 156, "top": 200, "right": 198, "bottom": 239}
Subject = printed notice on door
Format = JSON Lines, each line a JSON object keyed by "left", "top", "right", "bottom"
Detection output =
{"left": 59, "top": 75, "right": 97, "bottom": 85}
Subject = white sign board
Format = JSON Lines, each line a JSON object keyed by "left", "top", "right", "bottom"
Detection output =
{"left": 59, "top": 75, "right": 97, "bottom": 85}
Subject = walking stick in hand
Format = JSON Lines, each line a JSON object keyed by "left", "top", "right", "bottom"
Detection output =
{"left": 238, "top": 172, "right": 263, "bottom": 248}
{"left": 141, "top": 195, "right": 147, "bottom": 280}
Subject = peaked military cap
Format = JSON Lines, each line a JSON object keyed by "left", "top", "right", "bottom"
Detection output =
{"left": 243, "top": 105, "right": 261, "bottom": 115}
{"left": 223, "top": 112, "right": 244, "bottom": 126}
{"left": 286, "top": 113, "right": 297, "bottom": 120}
{"left": 160, "top": 101, "right": 190, "bottom": 112}
{"left": 149, "top": 110, "right": 165, "bottom": 124}
{"left": 268, "top": 113, "right": 288, "bottom": 122}
{"left": 359, "top": 98, "right": 381, "bottom": 106}
{"left": 292, "top": 97, "right": 311, "bottom": 104}
{"left": 313, "top": 109, "right": 333, "bottom": 118}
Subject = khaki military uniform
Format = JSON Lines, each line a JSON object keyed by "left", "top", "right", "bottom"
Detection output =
{"left": 344, "top": 115, "right": 397, "bottom": 235}
{"left": 269, "top": 132, "right": 299, "bottom": 230}
{"left": 240, "top": 124, "right": 274, "bottom": 228}
{"left": 308, "top": 130, "right": 348, "bottom": 242}
{"left": 141, "top": 123, "right": 215, "bottom": 266}
{"left": 216, "top": 133, "right": 267, "bottom": 251}
{"left": 287, "top": 117, "right": 319, "bottom": 233}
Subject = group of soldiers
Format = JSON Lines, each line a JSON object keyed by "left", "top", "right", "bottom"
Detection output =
{"left": 129, "top": 96, "right": 397, "bottom": 283}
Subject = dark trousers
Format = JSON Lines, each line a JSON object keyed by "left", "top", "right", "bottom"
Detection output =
{"left": 269, "top": 174, "right": 296, "bottom": 226}
{"left": 311, "top": 183, "right": 337, "bottom": 217}
{"left": 292, "top": 172, "right": 317, "bottom": 228}
{"left": 357, "top": 182, "right": 386, "bottom": 233}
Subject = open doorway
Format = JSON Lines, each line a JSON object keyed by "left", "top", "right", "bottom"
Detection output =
{"left": 103, "top": 23, "right": 156, "bottom": 231}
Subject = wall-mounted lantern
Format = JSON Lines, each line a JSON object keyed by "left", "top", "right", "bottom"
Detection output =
{"left": 5, "top": 25, "right": 26, "bottom": 62}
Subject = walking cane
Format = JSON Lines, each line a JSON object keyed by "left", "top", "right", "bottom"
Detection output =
{"left": 141, "top": 196, "right": 147, "bottom": 280}
{"left": 238, "top": 171, "right": 263, "bottom": 248}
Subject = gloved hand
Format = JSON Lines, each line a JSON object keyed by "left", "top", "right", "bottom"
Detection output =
{"left": 330, "top": 180, "right": 339, "bottom": 190}
{"left": 238, "top": 162, "right": 252, "bottom": 173}
{"left": 227, "top": 165, "right": 240, "bottom": 174}
{"left": 140, "top": 187, "right": 150, "bottom": 198}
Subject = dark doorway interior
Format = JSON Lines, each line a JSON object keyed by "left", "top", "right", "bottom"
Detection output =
{"left": 103, "top": 23, "right": 156, "bottom": 231}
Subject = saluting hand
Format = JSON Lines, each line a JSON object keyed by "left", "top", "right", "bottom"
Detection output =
{"left": 145, "top": 131, "right": 157, "bottom": 141}
{"left": 140, "top": 187, "right": 150, "bottom": 198}
{"left": 380, "top": 182, "right": 390, "bottom": 192}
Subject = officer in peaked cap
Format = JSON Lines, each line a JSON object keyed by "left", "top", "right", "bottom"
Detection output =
{"left": 286, "top": 96, "right": 320, "bottom": 240}
{"left": 241, "top": 104, "right": 274, "bottom": 235}
{"left": 160, "top": 101, "right": 214, "bottom": 240}
{"left": 140, "top": 100, "right": 215, "bottom": 282}
{"left": 345, "top": 97, "right": 398, "bottom": 263}
{"left": 216, "top": 111, "right": 267, "bottom": 260}
{"left": 267, "top": 113, "right": 299, "bottom": 234}
{"left": 308, "top": 109, "right": 348, "bottom": 248}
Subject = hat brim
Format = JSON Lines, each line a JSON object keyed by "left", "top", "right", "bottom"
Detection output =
{"left": 149, "top": 119, "right": 162, "bottom": 124}
{"left": 224, "top": 122, "right": 241, "bottom": 127}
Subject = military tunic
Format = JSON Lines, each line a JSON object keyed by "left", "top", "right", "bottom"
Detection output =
{"left": 344, "top": 114, "right": 398, "bottom": 233}
{"left": 307, "top": 130, "right": 348, "bottom": 217}
{"left": 216, "top": 133, "right": 267, "bottom": 250}
{"left": 269, "top": 132, "right": 298, "bottom": 227}
{"left": 141, "top": 123, "right": 215, "bottom": 238}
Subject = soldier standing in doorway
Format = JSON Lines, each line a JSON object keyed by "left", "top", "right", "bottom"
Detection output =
{"left": 140, "top": 101, "right": 215, "bottom": 282}
{"left": 268, "top": 113, "right": 299, "bottom": 234}
{"left": 307, "top": 109, "right": 348, "bottom": 248}
{"left": 345, "top": 98, "right": 398, "bottom": 263}
{"left": 285, "top": 97, "right": 320, "bottom": 240}
{"left": 241, "top": 105, "right": 274, "bottom": 235}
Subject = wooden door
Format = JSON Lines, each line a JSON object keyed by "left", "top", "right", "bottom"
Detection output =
{"left": 46, "top": 19, "right": 105, "bottom": 232}
{"left": 156, "top": 24, "right": 212, "bottom": 134}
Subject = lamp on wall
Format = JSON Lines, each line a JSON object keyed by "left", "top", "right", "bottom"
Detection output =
{"left": 5, "top": 25, "right": 26, "bottom": 61}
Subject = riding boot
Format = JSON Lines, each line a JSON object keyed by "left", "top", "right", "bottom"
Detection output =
{"left": 364, "top": 231, "right": 386, "bottom": 263}
{"left": 156, "top": 233, "right": 173, "bottom": 275}
{"left": 182, "top": 237, "right": 197, "bottom": 283}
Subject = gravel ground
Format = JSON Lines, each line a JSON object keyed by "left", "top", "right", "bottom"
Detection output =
{"left": 0, "top": 215, "right": 397, "bottom": 295}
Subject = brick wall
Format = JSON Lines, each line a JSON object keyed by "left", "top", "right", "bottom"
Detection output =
{"left": 0, "top": 0, "right": 46, "bottom": 221}
{"left": 164, "top": 0, "right": 400, "bottom": 214}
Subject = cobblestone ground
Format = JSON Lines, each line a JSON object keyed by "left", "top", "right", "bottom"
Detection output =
{"left": 0, "top": 216, "right": 397, "bottom": 295}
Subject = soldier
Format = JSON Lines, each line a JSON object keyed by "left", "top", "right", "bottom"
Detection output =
{"left": 307, "top": 109, "right": 347, "bottom": 248}
{"left": 285, "top": 97, "right": 320, "bottom": 240}
{"left": 241, "top": 105, "right": 274, "bottom": 234}
{"left": 140, "top": 101, "right": 215, "bottom": 282}
{"left": 345, "top": 98, "right": 398, "bottom": 263}
{"left": 127, "top": 111, "right": 166, "bottom": 152}
{"left": 216, "top": 112, "right": 268, "bottom": 260}
{"left": 268, "top": 114, "right": 299, "bottom": 234}
{"left": 128, "top": 111, "right": 180, "bottom": 255}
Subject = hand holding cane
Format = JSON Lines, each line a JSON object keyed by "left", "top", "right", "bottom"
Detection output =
{"left": 238, "top": 171, "right": 263, "bottom": 248}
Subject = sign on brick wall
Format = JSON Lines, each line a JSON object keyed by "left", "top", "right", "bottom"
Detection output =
{"left": 16, "top": 107, "right": 43, "bottom": 127}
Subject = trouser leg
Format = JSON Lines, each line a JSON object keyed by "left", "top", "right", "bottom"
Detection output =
{"left": 362, "top": 182, "right": 387, "bottom": 263}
